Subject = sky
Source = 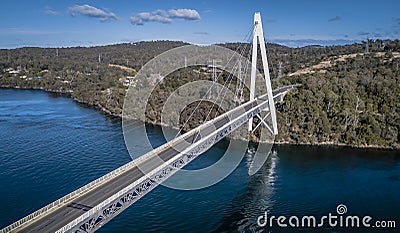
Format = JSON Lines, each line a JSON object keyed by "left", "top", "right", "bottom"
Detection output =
{"left": 0, "top": 0, "right": 399, "bottom": 48}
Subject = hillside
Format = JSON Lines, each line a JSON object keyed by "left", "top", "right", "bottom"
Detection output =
{"left": 0, "top": 39, "right": 399, "bottom": 149}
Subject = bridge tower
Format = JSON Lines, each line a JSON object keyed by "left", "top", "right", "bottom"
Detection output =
{"left": 248, "top": 12, "right": 278, "bottom": 135}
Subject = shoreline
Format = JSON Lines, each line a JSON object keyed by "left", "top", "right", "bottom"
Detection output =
{"left": 1, "top": 86, "right": 397, "bottom": 151}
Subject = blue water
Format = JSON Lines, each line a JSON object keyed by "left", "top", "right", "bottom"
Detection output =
{"left": 0, "top": 89, "right": 399, "bottom": 232}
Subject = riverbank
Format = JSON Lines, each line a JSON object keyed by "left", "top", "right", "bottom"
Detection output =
{"left": 2, "top": 41, "right": 399, "bottom": 150}
{"left": 1, "top": 86, "right": 397, "bottom": 150}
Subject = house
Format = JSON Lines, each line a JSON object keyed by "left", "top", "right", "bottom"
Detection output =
{"left": 122, "top": 76, "right": 137, "bottom": 87}
{"left": 8, "top": 70, "right": 20, "bottom": 75}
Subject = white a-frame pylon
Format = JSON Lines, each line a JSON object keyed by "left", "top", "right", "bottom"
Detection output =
{"left": 248, "top": 12, "right": 278, "bottom": 135}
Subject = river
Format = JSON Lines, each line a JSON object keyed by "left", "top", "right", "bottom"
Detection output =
{"left": 0, "top": 89, "right": 399, "bottom": 232}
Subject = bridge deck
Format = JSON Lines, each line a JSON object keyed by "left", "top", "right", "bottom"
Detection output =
{"left": 4, "top": 86, "right": 294, "bottom": 233}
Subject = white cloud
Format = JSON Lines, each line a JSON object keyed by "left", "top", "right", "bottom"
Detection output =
{"left": 130, "top": 10, "right": 172, "bottom": 25}
{"left": 168, "top": 9, "right": 201, "bottom": 20}
{"left": 68, "top": 4, "right": 120, "bottom": 22}
{"left": 130, "top": 8, "right": 200, "bottom": 26}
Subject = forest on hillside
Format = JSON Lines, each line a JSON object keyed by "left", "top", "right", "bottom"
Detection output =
{"left": 0, "top": 39, "right": 399, "bottom": 149}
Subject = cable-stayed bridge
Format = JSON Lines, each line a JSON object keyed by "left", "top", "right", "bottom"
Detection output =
{"left": 1, "top": 12, "right": 296, "bottom": 233}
